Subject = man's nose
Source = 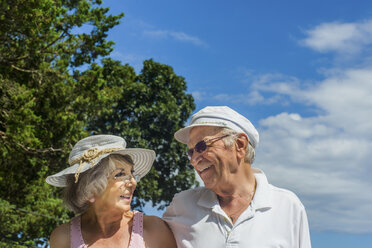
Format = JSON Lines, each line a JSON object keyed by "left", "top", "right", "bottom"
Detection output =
{"left": 190, "top": 152, "right": 203, "bottom": 166}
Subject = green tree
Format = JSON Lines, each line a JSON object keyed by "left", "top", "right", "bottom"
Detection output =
{"left": 0, "top": 0, "right": 196, "bottom": 246}
{"left": 0, "top": 0, "right": 123, "bottom": 246}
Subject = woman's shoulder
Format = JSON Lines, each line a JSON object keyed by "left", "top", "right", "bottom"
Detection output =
{"left": 143, "top": 214, "right": 163, "bottom": 225}
{"left": 49, "top": 222, "right": 70, "bottom": 248}
{"left": 143, "top": 215, "right": 176, "bottom": 248}
{"left": 143, "top": 215, "right": 166, "bottom": 234}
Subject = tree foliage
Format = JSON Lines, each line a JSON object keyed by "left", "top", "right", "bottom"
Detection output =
{"left": 0, "top": 0, "right": 196, "bottom": 246}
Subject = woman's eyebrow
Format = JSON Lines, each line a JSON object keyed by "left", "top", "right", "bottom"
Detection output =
{"left": 112, "top": 168, "right": 124, "bottom": 174}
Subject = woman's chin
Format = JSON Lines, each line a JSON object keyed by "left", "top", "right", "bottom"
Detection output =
{"left": 117, "top": 197, "right": 132, "bottom": 210}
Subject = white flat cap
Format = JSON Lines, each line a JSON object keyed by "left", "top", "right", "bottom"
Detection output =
{"left": 174, "top": 106, "right": 259, "bottom": 148}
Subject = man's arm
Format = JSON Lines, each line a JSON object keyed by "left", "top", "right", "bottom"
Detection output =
{"left": 299, "top": 207, "right": 312, "bottom": 248}
{"left": 143, "top": 215, "right": 177, "bottom": 248}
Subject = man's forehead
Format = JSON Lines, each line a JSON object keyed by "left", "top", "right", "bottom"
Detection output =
{"left": 188, "top": 126, "right": 222, "bottom": 143}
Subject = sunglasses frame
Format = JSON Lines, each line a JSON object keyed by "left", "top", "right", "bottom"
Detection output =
{"left": 187, "top": 134, "right": 231, "bottom": 160}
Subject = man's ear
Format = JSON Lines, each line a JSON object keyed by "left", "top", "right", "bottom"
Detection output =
{"left": 235, "top": 133, "right": 249, "bottom": 160}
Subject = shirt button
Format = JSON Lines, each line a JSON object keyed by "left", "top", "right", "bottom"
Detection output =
{"left": 227, "top": 231, "right": 231, "bottom": 236}
{"left": 224, "top": 217, "right": 229, "bottom": 222}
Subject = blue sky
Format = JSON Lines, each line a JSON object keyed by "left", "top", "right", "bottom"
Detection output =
{"left": 102, "top": 1, "right": 372, "bottom": 247}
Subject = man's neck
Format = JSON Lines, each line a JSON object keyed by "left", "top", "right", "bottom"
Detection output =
{"left": 216, "top": 167, "right": 257, "bottom": 223}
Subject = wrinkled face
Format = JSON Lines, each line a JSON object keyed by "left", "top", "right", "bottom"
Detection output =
{"left": 95, "top": 158, "right": 137, "bottom": 213}
{"left": 188, "top": 126, "right": 237, "bottom": 191}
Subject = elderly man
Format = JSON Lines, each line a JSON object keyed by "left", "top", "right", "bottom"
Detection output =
{"left": 163, "top": 106, "right": 311, "bottom": 248}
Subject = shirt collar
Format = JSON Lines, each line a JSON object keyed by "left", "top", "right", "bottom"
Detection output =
{"left": 196, "top": 168, "right": 272, "bottom": 211}
{"left": 197, "top": 187, "right": 219, "bottom": 209}
{"left": 251, "top": 168, "right": 272, "bottom": 211}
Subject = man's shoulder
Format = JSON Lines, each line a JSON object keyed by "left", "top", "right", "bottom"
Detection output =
{"left": 254, "top": 168, "right": 305, "bottom": 209}
{"left": 163, "top": 187, "right": 210, "bottom": 219}
{"left": 168, "top": 186, "right": 214, "bottom": 210}
{"left": 268, "top": 184, "right": 305, "bottom": 209}
{"left": 172, "top": 186, "right": 209, "bottom": 201}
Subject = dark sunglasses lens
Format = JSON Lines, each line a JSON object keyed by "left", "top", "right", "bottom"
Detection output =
{"left": 195, "top": 140, "right": 207, "bottom": 153}
{"left": 187, "top": 140, "right": 207, "bottom": 159}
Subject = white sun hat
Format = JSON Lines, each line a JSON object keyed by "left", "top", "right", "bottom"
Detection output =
{"left": 174, "top": 106, "right": 259, "bottom": 148}
{"left": 46, "top": 135, "right": 155, "bottom": 187}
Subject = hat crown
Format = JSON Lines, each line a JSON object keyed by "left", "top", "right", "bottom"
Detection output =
{"left": 175, "top": 106, "right": 259, "bottom": 148}
{"left": 68, "top": 135, "right": 127, "bottom": 165}
{"left": 191, "top": 106, "right": 241, "bottom": 124}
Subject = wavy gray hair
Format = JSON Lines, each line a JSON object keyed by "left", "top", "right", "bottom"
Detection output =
{"left": 63, "top": 154, "right": 133, "bottom": 214}
{"left": 218, "top": 127, "right": 256, "bottom": 164}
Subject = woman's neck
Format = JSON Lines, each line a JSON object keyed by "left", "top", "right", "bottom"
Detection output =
{"left": 83, "top": 206, "right": 132, "bottom": 237}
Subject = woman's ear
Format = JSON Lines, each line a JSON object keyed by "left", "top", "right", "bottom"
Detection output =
{"left": 235, "top": 133, "right": 249, "bottom": 160}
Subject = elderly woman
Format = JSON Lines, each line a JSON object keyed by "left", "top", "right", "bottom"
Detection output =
{"left": 46, "top": 135, "right": 176, "bottom": 248}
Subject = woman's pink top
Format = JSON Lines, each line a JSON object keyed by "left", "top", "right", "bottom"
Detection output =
{"left": 70, "top": 211, "right": 146, "bottom": 248}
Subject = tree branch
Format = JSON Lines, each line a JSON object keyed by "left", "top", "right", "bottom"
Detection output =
{"left": 10, "top": 65, "right": 40, "bottom": 74}
{"left": 0, "top": 131, "right": 64, "bottom": 154}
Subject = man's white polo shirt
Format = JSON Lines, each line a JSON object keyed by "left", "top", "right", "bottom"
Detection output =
{"left": 163, "top": 169, "right": 311, "bottom": 248}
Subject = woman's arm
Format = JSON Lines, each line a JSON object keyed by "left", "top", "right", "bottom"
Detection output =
{"left": 143, "top": 215, "right": 177, "bottom": 248}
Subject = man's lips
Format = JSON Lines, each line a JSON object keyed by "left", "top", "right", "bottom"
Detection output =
{"left": 199, "top": 165, "right": 212, "bottom": 173}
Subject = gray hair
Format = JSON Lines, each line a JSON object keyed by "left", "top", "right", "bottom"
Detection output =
{"left": 219, "top": 127, "right": 256, "bottom": 164}
{"left": 63, "top": 154, "right": 133, "bottom": 214}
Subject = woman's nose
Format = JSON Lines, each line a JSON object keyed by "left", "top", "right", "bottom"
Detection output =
{"left": 124, "top": 176, "right": 137, "bottom": 187}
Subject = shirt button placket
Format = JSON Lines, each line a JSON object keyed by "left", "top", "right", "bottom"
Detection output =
{"left": 224, "top": 216, "right": 233, "bottom": 245}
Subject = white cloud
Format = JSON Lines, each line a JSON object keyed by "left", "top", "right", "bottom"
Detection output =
{"left": 253, "top": 67, "right": 372, "bottom": 233}
{"left": 251, "top": 73, "right": 302, "bottom": 95}
{"left": 143, "top": 30, "right": 207, "bottom": 47}
{"left": 193, "top": 90, "right": 277, "bottom": 105}
{"left": 169, "top": 32, "right": 206, "bottom": 47}
{"left": 253, "top": 68, "right": 372, "bottom": 136}
{"left": 110, "top": 51, "right": 147, "bottom": 72}
{"left": 143, "top": 30, "right": 168, "bottom": 38}
{"left": 300, "top": 19, "right": 372, "bottom": 54}
{"left": 122, "top": 17, "right": 207, "bottom": 47}
{"left": 191, "top": 91, "right": 206, "bottom": 101}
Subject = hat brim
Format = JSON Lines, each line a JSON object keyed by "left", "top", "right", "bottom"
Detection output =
{"left": 174, "top": 123, "right": 229, "bottom": 144}
{"left": 46, "top": 148, "right": 155, "bottom": 187}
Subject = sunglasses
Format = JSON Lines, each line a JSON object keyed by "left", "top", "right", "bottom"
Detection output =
{"left": 187, "top": 134, "right": 231, "bottom": 160}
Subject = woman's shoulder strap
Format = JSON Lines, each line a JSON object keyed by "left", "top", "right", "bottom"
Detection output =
{"left": 129, "top": 211, "right": 145, "bottom": 248}
{"left": 70, "top": 216, "right": 87, "bottom": 248}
